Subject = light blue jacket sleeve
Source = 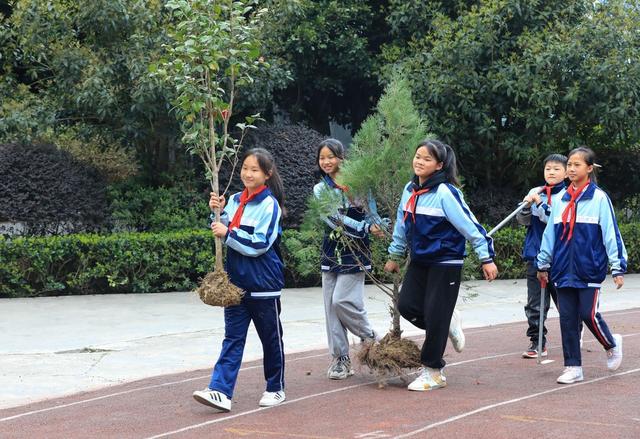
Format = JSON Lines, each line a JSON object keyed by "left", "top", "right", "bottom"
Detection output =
{"left": 440, "top": 185, "right": 494, "bottom": 262}
{"left": 225, "top": 197, "right": 281, "bottom": 257}
{"left": 313, "top": 183, "right": 370, "bottom": 238}
{"left": 210, "top": 210, "right": 230, "bottom": 226}
{"left": 388, "top": 186, "right": 409, "bottom": 258}
{"left": 600, "top": 193, "right": 628, "bottom": 276}
{"left": 537, "top": 205, "right": 557, "bottom": 271}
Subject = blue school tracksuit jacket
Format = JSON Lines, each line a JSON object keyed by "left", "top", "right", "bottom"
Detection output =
{"left": 519, "top": 183, "right": 566, "bottom": 261}
{"left": 313, "top": 176, "right": 382, "bottom": 274}
{"left": 216, "top": 188, "right": 284, "bottom": 297}
{"left": 208, "top": 187, "right": 285, "bottom": 399}
{"left": 388, "top": 181, "right": 494, "bottom": 265}
{"left": 537, "top": 181, "right": 627, "bottom": 289}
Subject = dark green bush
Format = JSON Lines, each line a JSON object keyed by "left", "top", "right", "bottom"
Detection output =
{"left": 107, "top": 182, "right": 209, "bottom": 232}
{"left": 0, "top": 230, "right": 214, "bottom": 297}
{"left": 1, "top": 225, "right": 637, "bottom": 297}
{"left": 0, "top": 143, "right": 108, "bottom": 235}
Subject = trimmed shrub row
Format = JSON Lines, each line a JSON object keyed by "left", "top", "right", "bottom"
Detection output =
{"left": 1, "top": 224, "right": 638, "bottom": 297}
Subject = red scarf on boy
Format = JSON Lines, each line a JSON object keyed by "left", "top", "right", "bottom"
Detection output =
{"left": 228, "top": 185, "right": 268, "bottom": 231}
{"left": 543, "top": 185, "right": 554, "bottom": 206}
{"left": 560, "top": 180, "right": 590, "bottom": 241}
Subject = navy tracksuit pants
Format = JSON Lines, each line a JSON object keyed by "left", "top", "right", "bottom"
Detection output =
{"left": 557, "top": 287, "right": 616, "bottom": 366}
{"left": 209, "top": 297, "right": 285, "bottom": 398}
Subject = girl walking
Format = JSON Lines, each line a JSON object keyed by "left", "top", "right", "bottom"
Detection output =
{"left": 537, "top": 146, "right": 627, "bottom": 384}
{"left": 314, "top": 138, "right": 384, "bottom": 380}
{"left": 193, "top": 148, "right": 286, "bottom": 411}
{"left": 384, "top": 139, "right": 498, "bottom": 391}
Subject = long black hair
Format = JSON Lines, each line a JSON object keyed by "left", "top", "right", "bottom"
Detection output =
{"left": 415, "top": 139, "right": 461, "bottom": 186}
{"left": 242, "top": 148, "right": 285, "bottom": 208}
{"left": 316, "top": 138, "right": 345, "bottom": 176}
{"left": 567, "top": 146, "right": 599, "bottom": 184}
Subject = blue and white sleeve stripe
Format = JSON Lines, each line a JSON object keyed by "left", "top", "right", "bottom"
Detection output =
{"left": 441, "top": 185, "right": 494, "bottom": 262}
{"left": 537, "top": 205, "right": 557, "bottom": 271}
{"left": 600, "top": 192, "right": 627, "bottom": 276}
{"left": 313, "top": 184, "right": 369, "bottom": 238}
{"left": 388, "top": 189, "right": 409, "bottom": 258}
{"left": 225, "top": 198, "right": 281, "bottom": 257}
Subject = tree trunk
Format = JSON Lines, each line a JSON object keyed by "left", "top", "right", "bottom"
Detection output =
{"left": 390, "top": 275, "right": 402, "bottom": 339}
{"left": 208, "top": 102, "right": 224, "bottom": 272}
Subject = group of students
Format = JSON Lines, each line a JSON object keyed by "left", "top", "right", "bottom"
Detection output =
{"left": 517, "top": 148, "right": 627, "bottom": 384}
{"left": 192, "top": 139, "right": 628, "bottom": 413}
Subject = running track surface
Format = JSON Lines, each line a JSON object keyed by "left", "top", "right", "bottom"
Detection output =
{"left": 2, "top": 309, "right": 640, "bottom": 439}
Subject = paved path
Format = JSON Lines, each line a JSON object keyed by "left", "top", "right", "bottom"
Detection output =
{"left": 1, "top": 275, "right": 639, "bottom": 413}
{"left": 2, "top": 309, "right": 639, "bottom": 438}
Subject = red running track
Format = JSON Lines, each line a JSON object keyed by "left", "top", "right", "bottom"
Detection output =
{"left": 2, "top": 309, "right": 640, "bottom": 439}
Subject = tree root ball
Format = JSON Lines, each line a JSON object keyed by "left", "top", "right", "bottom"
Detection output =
{"left": 356, "top": 332, "right": 422, "bottom": 384}
{"left": 196, "top": 268, "right": 244, "bottom": 307}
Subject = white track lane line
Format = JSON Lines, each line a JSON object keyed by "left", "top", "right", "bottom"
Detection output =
{"left": 142, "top": 331, "right": 640, "bottom": 439}
{"left": 3, "top": 315, "right": 639, "bottom": 425}
{"left": 392, "top": 367, "right": 640, "bottom": 438}
{"left": 0, "top": 353, "right": 326, "bottom": 423}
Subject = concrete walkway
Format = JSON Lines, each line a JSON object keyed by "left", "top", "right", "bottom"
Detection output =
{"left": 1, "top": 275, "right": 639, "bottom": 409}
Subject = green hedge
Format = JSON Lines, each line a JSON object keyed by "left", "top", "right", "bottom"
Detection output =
{"left": 0, "top": 231, "right": 214, "bottom": 297}
{"left": 1, "top": 224, "right": 638, "bottom": 297}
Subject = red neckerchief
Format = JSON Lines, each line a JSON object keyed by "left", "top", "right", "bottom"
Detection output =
{"left": 324, "top": 175, "right": 348, "bottom": 193}
{"left": 544, "top": 185, "right": 553, "bottom": 206}
{"left": 403, "top": 188, "right": 431, "bottom": 222}
{"left": 560, "top": 180, "right": 590, "bottom": 241}
{"left": 334, "top": 182, "right": 349, "bottom": 193}
{"left": 228, "top": 185, "right": 268, "bottom": 231}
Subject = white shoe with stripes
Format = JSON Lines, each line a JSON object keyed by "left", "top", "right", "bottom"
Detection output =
{"left": 606, "top": 334, "right": 623, "bottom": 371}
{"left": 259, "top": 390, "right": 286, "bottom": 407}
{"left": 192, "top": 388, "right": 231, "bottom": 412}
{"left": 448, "top": 309, "right": 465, "bottom": 353}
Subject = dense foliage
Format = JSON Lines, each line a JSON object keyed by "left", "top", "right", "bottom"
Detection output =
{"left": 387, "top": 0, "right": 640, "bottom": 193}
{"left": 3, "top": 224, "right": 638, "bottom": 297}
{"left": 0, "top": 143, "right": 107, "bottom": 235}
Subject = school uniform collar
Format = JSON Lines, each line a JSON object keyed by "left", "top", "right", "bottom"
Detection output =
{"left": 561, "top": 180, "right": 596, "bottom": 202}
{"left": 407, "top": 170, "right": 447, "bottom": 192}
{"left": 233, "top": 187, "right": 273, "bottom": 204}
{"left": 546, "top": 181, "right": 566, "bottom": 194}
{"left": 322, "top": 175, "right": 341, "bottom": 189}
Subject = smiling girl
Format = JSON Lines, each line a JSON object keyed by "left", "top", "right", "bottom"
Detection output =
{"left": 193, "top": 148, "right": 286, "bottom": 412}
{"left": 314, "top": 138, "right": 385, "bottom": 380}
{"left": 384, "top": 139, "right": 497, "bottom": 392}
{"left": 537, "top": 146, "right": 627, "bottom": 384}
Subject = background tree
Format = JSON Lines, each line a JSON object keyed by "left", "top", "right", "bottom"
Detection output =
{"left": 155, "top": 0, "right": 269, "bottom": 306}
{"left": 0, "top": 0, "right": 178, "bottom": 180}
{"left": 387, "top": 0, "right": 640, "bottom": 199}
{"left": 340, "top": 78, "right": 426, "bottom": 339}
{"left": 259, "top": 0, "right": 390, "bottom": 133}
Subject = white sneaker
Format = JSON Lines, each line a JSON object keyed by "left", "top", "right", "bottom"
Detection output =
{"left": 556, "top": 366, "right": 584, "bottom": 384}
{"left": 448, "top": 309, "right": 465, "bottom": 353}
{"left": 407, "top": 367, "right": 447, "bottom": 391}
{"left": 258, "top": 390, "right": 286, "bottom": 407}
{"left": 606, "top": 334, "right": 623, "bottom": 371}
{"left": 327, "top": 356, "right": 355, "bottom": 380}
{"left": 192, "top": 388, "right": 231, "bottom": 412}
